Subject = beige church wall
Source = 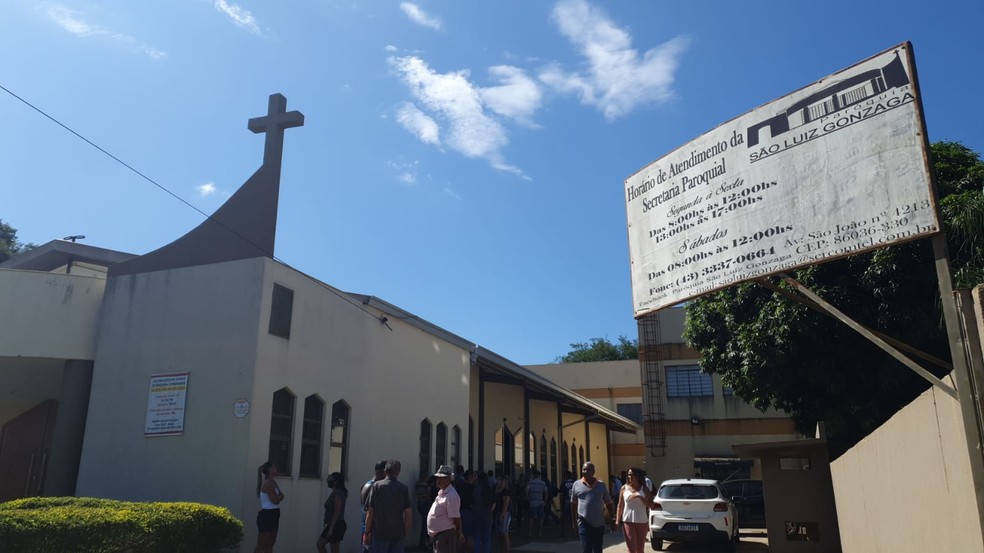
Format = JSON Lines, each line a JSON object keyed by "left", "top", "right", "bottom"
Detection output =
{"left": 76, "top": 258, "right": 266, "bottom": 515}
{"left": 0, "top": 358, "right": 64, "bottom": 425}
{"left": 482, "top": 381, "right": 525, "bottom": 473}
{"left": 0, "top": 269, "right": 105, "bottom": 359}
{"left": 247, "top": 260, "right": 472, "bottom": 553}
{"left": 587, "top": 421, "right": 610, "bottom": 481}
{"left": 529, "top": 399, "right": 561, "bottom": 480}
{"left": 830, "top": 381, "right": 984, "bottom": 553}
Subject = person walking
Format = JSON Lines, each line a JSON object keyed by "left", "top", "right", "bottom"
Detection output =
{"left": 492, "top": 475, "right": 512, "bottom": 553}
{"left": 317, "top": 472, "right": 348, "bottom": 553}
{"left": 365, "top": 460, "right": 414, "bottom": 553}
{"left": 254, "top": 461, "right": 284, "bottom": 553}
{"left": 427, "top": 465, "right": 464, "bottom": 553}
{"left": 416, "top": 472, "right": 437, "bottom": 549}
{"left": 525, "top": 470, "right": 547, "bottom": 538}
{"left": 570, "top": 462, "right": 615, "bottom": 553}
{"left": 614, "top": 468, "right": 652, "bottom": 553}
{"left": 362, "top": 461, "right": 388, "bottom": 553}
{"left": 559, "top": 471, "right": 575, "bottom": 538}
{"left": 472, "top": 471, "right": 495, "bottom": 553}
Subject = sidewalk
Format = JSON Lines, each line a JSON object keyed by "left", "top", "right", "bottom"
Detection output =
{"left": 508, "top": 521, "right": 769, "bottom": 553}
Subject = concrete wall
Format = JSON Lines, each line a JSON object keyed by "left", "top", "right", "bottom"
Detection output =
{"left": 830, "top": 379, "right": 984, "bottom": 553}
{"left": 0, "top": 269, "right": 105, "bottom": 359}
{"left": 248, "top": 260, "right": 472, "bottom": 553}
{"left": 77, "top": 258, "right": 266, "bottom": 516}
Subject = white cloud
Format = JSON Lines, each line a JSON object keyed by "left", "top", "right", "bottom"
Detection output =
{"left": 399, "top": 2, "right": 442, "bottom": 30}
{"left": 391, "top": 56, "right": 528, "bottom": 179}
{"left": 479, "top": 66, "right": 543, "bottom": 127}
{"left": 196, "top": 182, "right": 217, "bottom": 197}
{"left": 542, "top": 0, "right": 688, "bottom": 120}
{"left": 385, "top": 160, "right": 419, "bottom": 185}
{"left": 444, "top": 187, "right": 462, "bottom": 200}
{"left": 214, "top": 0, "right": 261, "bottom": 35}
{"left": 385, "top": 44, "right": 399, "bottom": 52}
{"left": 45, "top": 5, "right": 167, "bottom": 59}
{"left": 395, "top": 102, "right": 441, "bottom": 146}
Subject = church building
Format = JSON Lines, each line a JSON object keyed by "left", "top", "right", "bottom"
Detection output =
{"left": 0, "top": 94, "right": 637, "bottom": 552}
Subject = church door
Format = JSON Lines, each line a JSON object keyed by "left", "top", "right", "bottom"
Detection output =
{"left": 0, "top": 400, "right": 58, "bottom": 501}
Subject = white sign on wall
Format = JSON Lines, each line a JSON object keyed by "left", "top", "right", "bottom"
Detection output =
{"left": 625, "top": 42, "right": 937, "bottom": 317}
{"left": 144, "top": 372, "right": 190, "bottom": 436}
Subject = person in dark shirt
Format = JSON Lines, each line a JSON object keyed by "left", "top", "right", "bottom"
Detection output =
{"left": 365, "top": 460, "right": 414, "bottom": 553}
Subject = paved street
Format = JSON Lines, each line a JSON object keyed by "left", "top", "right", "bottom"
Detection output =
{"left": 509, "top": 527, "right": 769, "bottom": 553}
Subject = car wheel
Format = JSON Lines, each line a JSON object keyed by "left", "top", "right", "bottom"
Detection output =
{"left": 650, "top": 537, "right": 663, "bottom": 551}
{"left": 724, "top": 531, "right": 738, "bottom": 552}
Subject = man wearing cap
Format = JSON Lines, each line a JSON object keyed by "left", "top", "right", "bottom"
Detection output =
{"left": 427, "top": 465, "right": 464, "bottom": 553}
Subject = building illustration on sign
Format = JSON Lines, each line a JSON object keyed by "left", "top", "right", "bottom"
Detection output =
{"left": 746, "top": 51, "right": 910, "bottom": 148}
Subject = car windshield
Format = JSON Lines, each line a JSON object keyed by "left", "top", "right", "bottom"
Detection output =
{"left": 657, "top": 484, "right": 719, "bottom": 500}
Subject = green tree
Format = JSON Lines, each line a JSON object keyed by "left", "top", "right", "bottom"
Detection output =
{"left": 0, "top": 219, "right": 36, "bottom": 264}
{"left": 556, "top": 335, "right": 638, "bottom": 363}
{"left": 683, "top": 141, "right": 984, "bottom": 456}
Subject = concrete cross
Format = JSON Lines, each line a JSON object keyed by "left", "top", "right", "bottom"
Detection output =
{"left": 248, "top": 93, "right": 304, "bottom": 167}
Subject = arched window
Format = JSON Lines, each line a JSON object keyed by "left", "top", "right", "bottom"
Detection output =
{"left": 514, "top": 428, "right": 524, "bottom": 474}
{"left": 420, "top": 419, "right": 432, "bottom": 476}
{"left": 540, "top": 434, "right": 548, "bottom": 475}
{"left": 328, "top": 400, "right": 350, "bottom": 477}
{"left": 269, "top": 388, "right": 295, "bottom": 476}
{"left": 570, "top": 442, "right": 577, "bottom": 474}
{"left": 550, "top": 438, "right": 558, "bottom": 483}
{"left": 436, "top": 423, "right": 448, "bottom": 467}
{"left": 528, "top": 432, "right": 536, "bottom": 469}
{"left": 452, "top": 425, "right": 461, "bottom": 469}
{"left": 578, "top": 446, "right": 585, "bottom": 471}
{"left": 300, "top": 395, "right": 324, "bottom": 478}
{"left": 561, "top": 440, "right": 570, "bottom": 478}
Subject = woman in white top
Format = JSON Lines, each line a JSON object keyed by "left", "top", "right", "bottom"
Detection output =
{"left": 614, "top": 468, "right": 653, "bottom": 553}
{"left": 255, "top": 461, "right": 285, "bottom": 553}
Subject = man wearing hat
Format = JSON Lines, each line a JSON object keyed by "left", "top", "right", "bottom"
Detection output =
{"left": 427, "top": 465, "right": 464, "bottom": 553}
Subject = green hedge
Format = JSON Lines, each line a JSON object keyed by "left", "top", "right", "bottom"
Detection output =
{"left": 0, "top": 497, "right": 243, "bottom": 553}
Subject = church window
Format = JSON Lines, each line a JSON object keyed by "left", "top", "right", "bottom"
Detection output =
{"left": 269, "top": 388, "right": 295, "bottom": 476}
{"left": 451, "top": 425, "right": 461, "bottom": 469}
{"left": 550, "top": 438, "right": 558, "bottom": 483}
{"left": 540, "top": 434, "right": 547, "bottom": 475}
{"left": 420, "top": 419, "right": 432, "bottom": 475}
{"left": 327, "top": 401, "right": 350, "bottom": 477}
{"left": 436, "top": 423, "right": 448, "bottom": 468}
{"left": 269, "top": 284, "right": 294, "bottom": 339}
{"left": 299, "top": 395, "right": 324, "bottom": 478}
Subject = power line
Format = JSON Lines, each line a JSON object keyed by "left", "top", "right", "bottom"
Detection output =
{"left": 0, "top": 83, "right": 401, "bottom": 324}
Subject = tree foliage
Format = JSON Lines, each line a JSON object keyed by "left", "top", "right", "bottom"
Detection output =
{"left": 0, "top": 220, "right": 36, "bottom": 264}
{"left": 683, "top": 141, "right": 984, "bottom": 456}
{"left": 556, "top": 336, "right": 638, "bottom": 363}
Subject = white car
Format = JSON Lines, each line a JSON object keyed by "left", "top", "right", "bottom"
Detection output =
{"left": 649, "top": 478, "right": 739, "bottom": 551}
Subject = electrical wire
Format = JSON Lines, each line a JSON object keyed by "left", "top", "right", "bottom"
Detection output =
{"left": 0, "top": 83, "right": 399, "bottom": 325}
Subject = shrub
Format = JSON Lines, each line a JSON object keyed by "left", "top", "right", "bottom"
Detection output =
{"left": 0, "top": 497, "right": 243, "bottom": 553}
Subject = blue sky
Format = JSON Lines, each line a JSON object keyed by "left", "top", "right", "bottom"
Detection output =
{"left": 2, "top": 0, "right": 982, "bottom": 364}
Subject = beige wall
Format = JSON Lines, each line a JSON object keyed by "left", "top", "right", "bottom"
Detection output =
{"left": 0, "top": 269, "right": 105, "bottom": 359}
{"left": 830, "top": 379, "right": 984, "bottom": 553}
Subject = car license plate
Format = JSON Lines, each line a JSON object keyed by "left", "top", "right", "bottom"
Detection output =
{"left": 679, "top": 524, "right": 699, "bottom": 532}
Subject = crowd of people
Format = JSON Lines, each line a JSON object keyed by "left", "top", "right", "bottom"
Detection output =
{"left": 251, "top": 459, "right": 655, "bottom": 553}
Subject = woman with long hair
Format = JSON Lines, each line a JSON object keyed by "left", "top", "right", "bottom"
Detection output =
{"left": 255, "top": 461, "right": 285, "bottom": 553}
{"left": 614, "top": 468, "right": 652, "bottom": 553}
{"left": 317, "top": 472, "right": 348, "bottom": 553}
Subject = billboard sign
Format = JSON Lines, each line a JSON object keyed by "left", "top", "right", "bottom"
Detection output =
{"left": 625, "top": 43, "right": 937, "bottom": 317}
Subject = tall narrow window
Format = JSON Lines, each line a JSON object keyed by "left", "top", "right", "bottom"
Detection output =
{"left": 468, "top": 417, "right": 474, "bottom": 469}
{"left": 436, "top": 423, "right": 448, "bottom": 467}
{"left": 540, "top": 434, "right": 548, "bottom": 475}
{"left": 328, "top": 401, "right": 350, "bottom": 478}
{"left": 514, "top": 428, "right": 525, "bottom": 474}
{"left": 420, "top": 419, "right": 432, "bottom": 475}
{"left": 570, "top": 442, "right": 577, "bottom": 474}
{"left": 562, "top": 440, "right": 570, "bottom": 477}
{"left": 269, "top": 284, "right": 294, "bottom": 339}
{"left": 578, "top": 446, "right": 585, "bottom": 470}
{"left": 299, "top": 395, "right": 324, "bottom": 478}
{"left": 529, "top": 432, "right": 536, "bottom": 469}
{"left": 269, "top": 388, "right": 295, "bottom": 476}
{"left": 452, "top": 425, "right": 461, "bottom": 469}
{"left": 550, "top": 438, "right": 558, "bottom": 483}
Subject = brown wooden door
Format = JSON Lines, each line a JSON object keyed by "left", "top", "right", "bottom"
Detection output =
{"left": 0, "top": 400, "right": 58, "bottom": 501}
